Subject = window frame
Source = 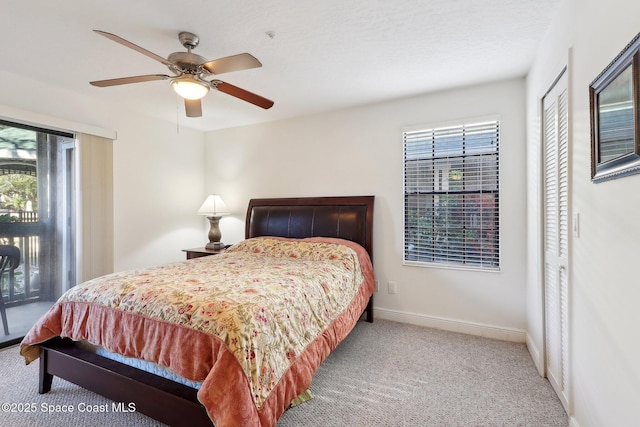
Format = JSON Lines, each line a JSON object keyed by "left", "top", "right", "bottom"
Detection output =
{"left": 402, "top": 117, "right": 501, "bottom": 272}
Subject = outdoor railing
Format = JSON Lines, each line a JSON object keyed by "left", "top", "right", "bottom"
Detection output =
{"left": 16, "top": 211, "right": 38, "bottom": 223}
{"left": 0, "top": 216, "right": 44, "bottom": 307}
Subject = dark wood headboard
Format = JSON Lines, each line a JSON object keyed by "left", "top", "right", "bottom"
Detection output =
{"left": 245, "top": 196, "right": 374, "bottom": 259}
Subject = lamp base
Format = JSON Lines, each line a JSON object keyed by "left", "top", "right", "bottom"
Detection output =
{"left": 205, "top": 216, "right": 224, "bottom": 250}
{"left": 205, "top": 241, "right": 225, "bottom": 250}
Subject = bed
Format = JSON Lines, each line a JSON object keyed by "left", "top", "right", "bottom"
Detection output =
{"left": 20, "top": 196, "right": 375, "bottom": 427}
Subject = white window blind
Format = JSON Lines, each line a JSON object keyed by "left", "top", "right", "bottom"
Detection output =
{"left": 403, "top": 120, "right": 500, "bottom": 270}
{"left": 77, "top": 133, "right": 114, "bottom": 282}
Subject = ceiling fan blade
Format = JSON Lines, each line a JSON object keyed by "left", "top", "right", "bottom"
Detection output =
{"left": 214, "top": 81, "right": 274, "bottom": 109}
{"left": 94, "top": 30, "right": 175, "bottom": 67}
{"left": 90, "top": 74, "right": 170, "bottom": 87}
{"left": 202, "top": 53, "right": 262, "bottom": 75}
{"left": 184, "top": 99, "right": 202, "bottom": 117}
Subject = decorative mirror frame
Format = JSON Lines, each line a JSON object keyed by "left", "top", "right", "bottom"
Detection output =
{"left": 589, "top": 32, "right": 640, "bottom": 183}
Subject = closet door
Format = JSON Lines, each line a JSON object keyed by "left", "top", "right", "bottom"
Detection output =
{"left": 542, "top": 70, "right": 569, "bottom": 411}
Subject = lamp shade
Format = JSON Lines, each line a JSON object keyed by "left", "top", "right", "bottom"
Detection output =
{"left": 171, "top": 75, "right": 210, "bottom": 100}
{"left": 197, "top": 195, "right": 230, "bottom": 217}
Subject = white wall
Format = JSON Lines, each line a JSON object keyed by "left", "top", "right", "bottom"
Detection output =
{"left": 205, "top": 78, "right": 528, "bottom": 340}
{"left": 0, "top": 69, "right": 206, "bottom": 273}
{"left": 112, "top": 116, "right": 206, "bottom": 270}
{"left": 526, "top": 0, "right": 640, "bottom": 425}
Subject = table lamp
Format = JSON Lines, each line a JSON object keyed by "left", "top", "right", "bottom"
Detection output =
{"left": 197, "top": 194, "right": 230, "bottom": 249}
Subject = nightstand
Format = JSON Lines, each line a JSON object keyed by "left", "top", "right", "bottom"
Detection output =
{"left": 182, "top": 247, "right": 226, "bottom": 260}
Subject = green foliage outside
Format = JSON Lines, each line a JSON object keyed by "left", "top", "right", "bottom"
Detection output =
{"left": 0, "top": 174, "right": 38, "bottom": 213}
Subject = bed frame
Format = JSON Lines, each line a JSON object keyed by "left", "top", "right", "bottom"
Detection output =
{"left": 38, "top": 196, "right": 374, "bottom": 427}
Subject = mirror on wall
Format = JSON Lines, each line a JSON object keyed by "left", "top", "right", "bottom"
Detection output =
{"left": 590, "top": 32, "right": 640, "bottom": 183}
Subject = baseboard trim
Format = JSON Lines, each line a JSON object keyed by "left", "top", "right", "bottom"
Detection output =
{"left": 374, "top": 308, "right": 526, "bottom": 343}
{"left": 569, "top": 416, "right": 580, "bottom": 427}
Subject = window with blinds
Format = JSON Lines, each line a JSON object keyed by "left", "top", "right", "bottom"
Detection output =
{"left": 403, "top": 120, "right": 500, "bottom": 270}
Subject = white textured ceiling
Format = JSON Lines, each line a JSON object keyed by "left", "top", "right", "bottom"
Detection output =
{"left": 2, "top": 0, "right": 560, "bottom": 132}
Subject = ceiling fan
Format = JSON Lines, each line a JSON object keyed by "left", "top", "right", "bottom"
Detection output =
{"left": 90, "top": 30, "right": 274, "bottom": 117}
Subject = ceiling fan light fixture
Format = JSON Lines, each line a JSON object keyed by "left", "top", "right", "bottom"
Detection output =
{"left": 171, "top": 75, "right": 209, "bottom": 100}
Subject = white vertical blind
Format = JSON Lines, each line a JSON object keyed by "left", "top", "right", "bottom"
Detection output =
{"left": 403, "top": 120, "right": 500, "bottom": 270}
{"left": 76, "top": 133, "right": 113, "bottom": 282}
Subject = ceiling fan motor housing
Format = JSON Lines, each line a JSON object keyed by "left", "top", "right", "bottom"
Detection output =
{"left": 168, "top": 32, "right": 207, "bottom": 73}
{"left": 167, "top": 51, "right": 208, "bottom": 73}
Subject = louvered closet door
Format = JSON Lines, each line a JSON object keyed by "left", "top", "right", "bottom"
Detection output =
{"left": 542, "top": 71, "right": 569, "bottom": 411}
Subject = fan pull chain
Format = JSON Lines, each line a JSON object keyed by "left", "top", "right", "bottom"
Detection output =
{"left": 176, "top": 93, "right": 181, "bottom": 134}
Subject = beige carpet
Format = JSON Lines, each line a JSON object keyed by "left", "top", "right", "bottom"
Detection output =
{"left": 0, "top": 319, "right": 568, "bottom": 426}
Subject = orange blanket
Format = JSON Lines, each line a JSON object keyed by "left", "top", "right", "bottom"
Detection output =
{"left": 20, "top": 237, "right": 375, "bottom": 427}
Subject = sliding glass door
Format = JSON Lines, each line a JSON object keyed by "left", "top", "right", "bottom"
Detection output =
{"left": 0, "top": 121, "right": 75, "bottom": 347}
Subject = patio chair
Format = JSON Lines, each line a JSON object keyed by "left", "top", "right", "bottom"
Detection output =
{"left": 0, "top": 245, "right": 20, "bottom": 335}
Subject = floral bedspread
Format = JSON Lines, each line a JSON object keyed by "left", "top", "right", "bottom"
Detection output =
{"left": 20, "top": 236, "right": 375, "bottom": 427}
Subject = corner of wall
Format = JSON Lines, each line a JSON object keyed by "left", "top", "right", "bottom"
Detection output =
{"left": 525, "top": 331, "right": 545, "bottom": 376}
